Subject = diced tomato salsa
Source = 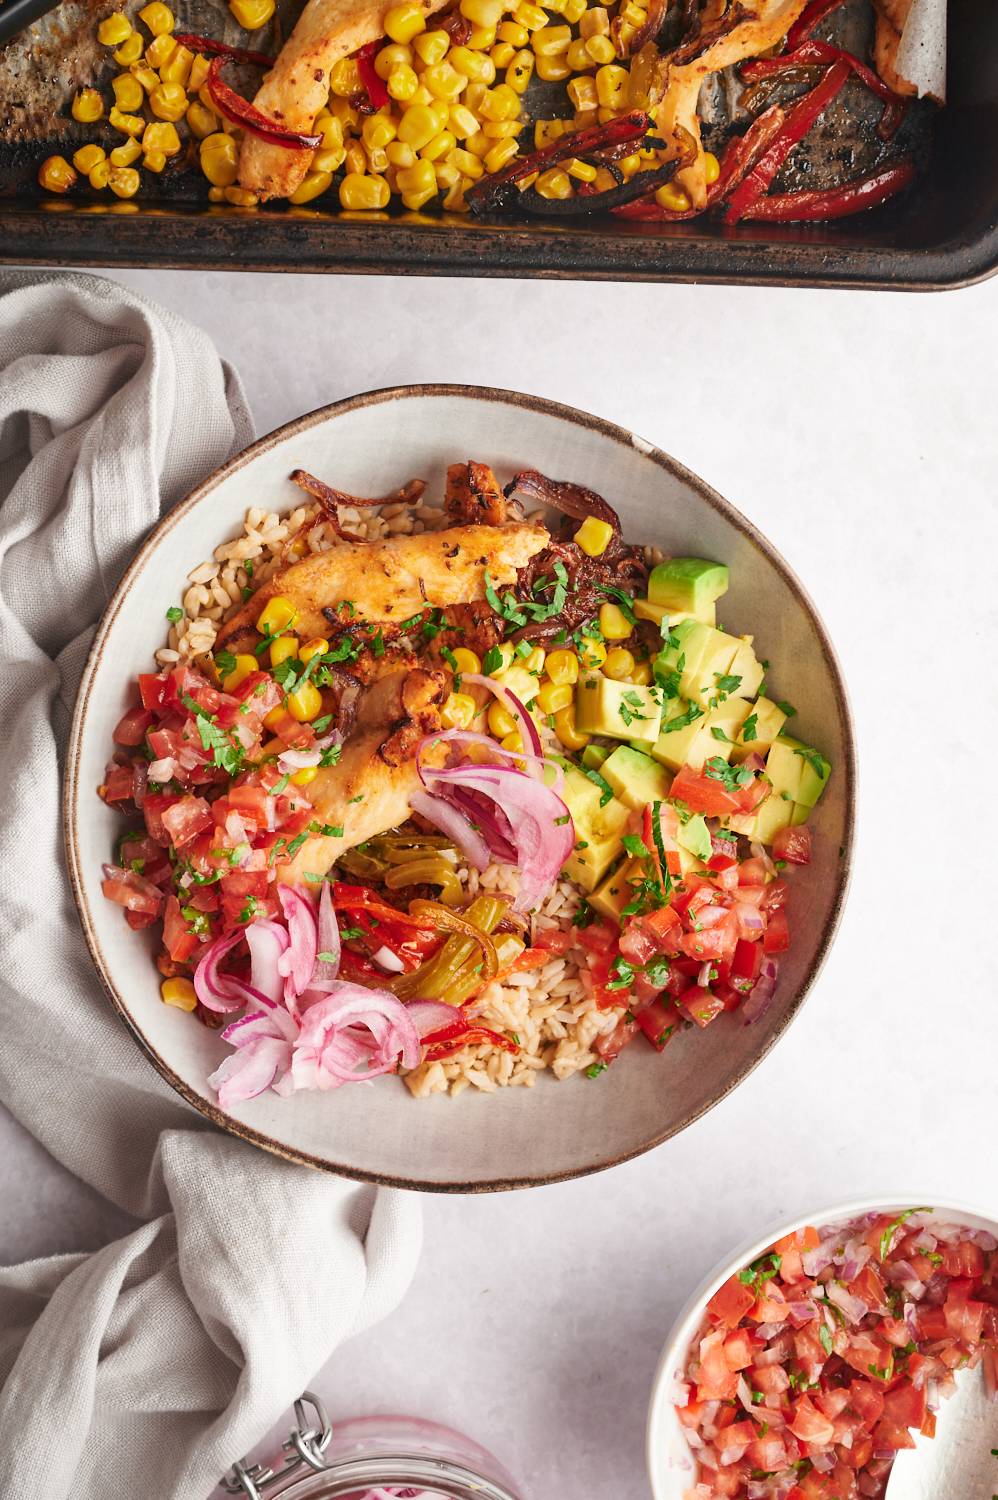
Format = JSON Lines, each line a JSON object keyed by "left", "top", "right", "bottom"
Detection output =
{"left": 677, "top": 1210, "right": 998, "bottom": 1500}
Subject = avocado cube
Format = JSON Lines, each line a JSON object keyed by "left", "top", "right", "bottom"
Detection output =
{"left": 677, "top": 812, "right": 712, "bottom": 863}
{"left": 647, "top": 557, "right": 729, "bottom": 614}
{"left": 723, "top": 793, "right": 794, "bottom": 846}
{"left": 575, "top": 673, "right": 662, "bottom": 747}
{"left": 732, "top": 696, "right": 787, "bottom": 762}
{"left": 651, "top": 698, "right": 709, "bottom": 771}
{"left": 766, "top": 735, "right": 831, "bottom": 809}
{"left": 655, "top": 618, "right": 714, "bottom": 687}
{"left": 724, "top": 640, "right": 764, "bottom": 700}
{"left": 702, "top": 698, "right": 752, "bottom": 763}
{"left": 559, "top": 766, "right": 630, "bottom": 891}
{"left": 790, "top": 802, "right": 810, "bottom": 826}
{"left": 652, "top": 697, "right": 749, "bottom": 773}
{"left": 581, "top": 742, "right": 612, "bottom": 772}
{"left": 601, "top": 745, "right": 672, "bottom": 811}
{"left": 634, "top": 596, "right": 716, "bottom": 629}
{"left": 590, "top": 857, "right": 643, "bottom": 922}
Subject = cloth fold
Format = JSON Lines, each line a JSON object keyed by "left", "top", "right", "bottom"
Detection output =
{"left": 0, "top": 271, "right": 422, "bottom": 1500}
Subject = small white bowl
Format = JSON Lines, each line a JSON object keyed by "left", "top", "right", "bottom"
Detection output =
{"left": 646, "top": 1194, "right": 998, "bottom": 1499}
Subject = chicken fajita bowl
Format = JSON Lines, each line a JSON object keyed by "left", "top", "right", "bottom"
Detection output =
{"left": 66, "top": 386, "right": 854, "bottom": 1189}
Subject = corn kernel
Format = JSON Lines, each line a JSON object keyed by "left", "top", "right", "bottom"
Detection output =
{"left": 500, "top": 731, "right": 523, "bottom": 753}
{"left": 98, "top": 11, "right": 132, "bottom": 44}
{"left": 375, "top": 42, "right": 412, "bottom": 78}
{"left": 483, "top": 137, "right": 518, "bottom": 173}
{"left": 579, "top": 6, "right": 609, "bottom": 35}
{"left": 441, "top": 691, "right": 477, "bottom": 729}
{"left": 703, "top": 150, "right": 720, "bottom": 186}
{"left": 569, "top": 518, "right": 612, "bottom": 559}
{"left": 413, "top": 28, "right": 450, "bottom": 64}
{"left": 554, "top": 702, "right": 589, "bottom": 751}
{"left": 256, "top": 595, "right": 298, "bottom": 636}
{"left": 387, "top": 139, "right": 417, "bottom": 168}
{"left": 149, "top": 82, "right": 187, "bottom": 120}
{"left": 185, "top": 100, "right": 216, "bottom": 138}
{"left": 620, "top": 0, "right": 647, "bottom": 23}
{"left": 592, "top": 164, "right": 617, "bottom": 191}
{"left": 535, "top": 52, "right": 570, "bottom": 80}
{"left": 601, "top": 647, "right": 635, "bottom": 681}
{"left": 423, "top": 62, "right": 466, "bottom": 100}
{"left": 435, "top": 160, "right": 460, "bottom": 188}
{"left": 226, "top": 186, "right": 260, "bottom": 206}
{"left": 113, "top": 30, "right": 144, "bottom": 62}
{"left": 535, "top": 166, "right": 572, "bottom": 198}
{"left": 290, "top": 765, "right": 318, "bottom": 786}
{"left": 448, "top": 103, "right": 479, "bottom": 139}
{"left": 522, "top": 646, "right": 545, "bottom": 677}
{"left": 533, "top": 118, "right": 564, "bottom": 149}
{"left": 655, "top": 181, "right": 692, "bottom": 212}
{"left": 207, "top": 186, "right": 226, "bottom": 201}
{"left": 286, "top": 682, "right": 323, "bottom": 722}
{"left": 339, "top": 172, "right": 390, "bottom": 209}
{"left": 359, "top": 113, "right": 393, "bottom": 152}
{"left": 72, "top": 87, "right": 106, "bottom": 124}
{"left": 565, "top": 37, "right": 592, "bottom": 70}
{"left": 139, "top": 1, "right": 174, "bottom": 32}
{"left": 387, "top": 64, "right": 419, "bottom": 101}
{"left": 450, "top": 45, "right": 494, "bottom": 82}
{"left": 599, "top": 602, "right": 632, "bottom": 640}
{"left": 159, "top": 41, "right": 194, "bottom": 85}
{"left": 491, "top": 40, "right": 515, "bottom": 66}
{"left": 89, "top": 160, "right": 111, "bottom": 189}
{"left": 565, "top": 157, "right": 597, "bottom": 183}
{"left": 506, "top": 50, "right": 533, "bottom": 91}
{"left": 466, "top": 24, "right": 495, "bottom": 46}
{"left": 129, "top": 62, "right": 158, "bottom": 93}
{"left": 595, "top": 63, "right": 628, "bottom": 109}
{"left": 544, "top": 649, "right": 578, "bottom": 686}
{"left": 73, "top": 144, "right": 106, "bottom": 174}
{"left": 448, "top": 146, "right": 483, "bottom": 177}
{"left": 229, "top": 0, "right": 275, "bottom": 25}
{"left": 38, "top": 155, "right": 77, "bottom": 193}
{"left": 289, "top": 166, "right": 333, "bottom": 203}
{"left": 487, "top": 701, "right": 517, "bottom": 738}
{"left": 270, "top": 635, "right": 300, "bottom": 666}
{"left": 109, "top": 165, "right": 140, "bottom": 198}
{"left": 460, "top": 0, "right": 503, "bottom": 27}
{"left": 314, "top": 110, "right": 343, "bottom": 147}
{"left": 109, "top": 136, "right": 142, "bottom": 166}
{"left": 578, "top": 635, "right": 607, "bottom": 669}
{"left": 107, "top": 105, "right": 143, "bottom": 136}
{"left": 532, "top": 23, "right": 570, "bottom": 55}
{"left": 498, "top": 18, "right": 528, "bottom": 44}
{"left": 161, "top": 977, "right": 197, "bottom": 1011}
{"left": 513, "top": 1, "right": 546, "bottom": 26}
{"left": 419, "top": 128, "right": 454, "bottom": 162}
{"left": 478, "top": 82, "right": 520, "bottom": 121}
{"left": 385, "top": 2, "right": 427, "bottom": 42}
{"left": 329, "top": 57, "right": 363, "bottom": 96}
{"left": 188, "top": 53, "right": 211, "bottom": 91}
{"left": 443, "top": 646, "right": 478, "bottom": 676}
{"left": 464, "top": 80, "right": 488, "bottom": 112}
{"left": 397, "top": 158, "right": 437, "bottom": 197}
{"left": 562, "top": 0, "right": 587, "bottom": 21}
{"left": 327, "top": 95, "right": 360, "bottom": 128}
{"left": 199, "top": 132, "right": 238, "bottom": 186}
{"left": 585, "top": 32, "right": 615, "bottom": 63}
{"left": 536, "top": 680, "right": 573, "bottom": 714}
{"left": 142, "top": 120, "right": 181, "bottom": 155}
{"left": 218, "top": 653, "right": 256, "bottom": 691}
{"left": 397, "top": 103, "right": 439, "bottom": 150}
{"left": 344, "top": 140, "right": 367, "bottom": 175}
{"left": 629, "top": 659, "right": 653, "bottom": 685}
{"left": 145, "top": 32, "right": 176, "bottom": 67}
{"left": 443, "top": 180, "right": 468, "bottom": 210}
{"left": 482, "top": 118, "right": 519, "bottom": 137}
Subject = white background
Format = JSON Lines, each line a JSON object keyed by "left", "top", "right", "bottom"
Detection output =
{"left": 3, "top": 268, "right": 996, "bottom": 1499}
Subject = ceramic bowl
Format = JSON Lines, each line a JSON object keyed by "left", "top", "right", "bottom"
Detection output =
{"left": 646, "top": 1195, "right": 998, "bottom": 1498}
{"left": 65, "top": 385, "right": 855, "bottom": 1191}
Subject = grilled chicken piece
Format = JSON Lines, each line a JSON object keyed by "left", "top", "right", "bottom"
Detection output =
{"left": 658, "top": 0, "right": 810, "bottom": 209}
{"left": 238, "top": 0, "right": 450, "bottom": 199}
{"left": 444, "top": 462, "right": 508, "bottom": 526}
{"left": 215, "top": 519, "right": 548, "bottom": 652}
{"left": 276, "top": 667, "right": 447, "bottom": 884}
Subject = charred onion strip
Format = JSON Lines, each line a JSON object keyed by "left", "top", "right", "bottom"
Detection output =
{"left": 407, "top": 900, "right": 500, "bottom": 981}
{"left": 466, "top": 110, "right": 651, "bottom": 214}
{"left": 514, "top": 137, "right": 696, "bottom": 217}
{"left": 668, "top": 1, "right": 750, "bottom": 64}
{"left": 611, "top": 0, "right": 669, "bottom": 58}
{"left": 613, "top": 105, "right": 785, "bottom": 220}
{"left": 507, "top": 470, "right": 622, "bottom": 532}
{"left": 438, "top": 5, "right": 473, "bottom": 43}
{"left": 736, "top": 159, "right": 915, "bottom": 220}
{"left": 174, "top": 36, "right": 321, "bottom": 150}
{"left": 290, "top": 468, "right": 427, "bottom": 540}
{"left": 725, "top": 59, "right": 850, "bottom": 223}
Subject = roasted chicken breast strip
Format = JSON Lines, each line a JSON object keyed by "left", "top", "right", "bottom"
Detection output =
{"left": 216, "top": 520, "right": 548, "bottom": 652}
{"left": 276, "top": 667, "right": 447, "bottom": 885}
{"left": 238, "top": 0, "right": 450, "bottom": 199}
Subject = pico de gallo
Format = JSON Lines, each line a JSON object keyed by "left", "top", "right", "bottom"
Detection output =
{"left": 677, "top": 1209, "right": 998, "bottom": 1500}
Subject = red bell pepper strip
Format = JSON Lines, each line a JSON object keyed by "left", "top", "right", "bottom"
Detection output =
{"left": 205, "top": 55, "right": 322, "bottom": 150}
{"left": 785, "top": 0, "right": 848, "bottom": 48}
{"left": 740, "top": 39, "right": 904, "bottom": 107}
{"left": 725, "top": 59, "right": 850, "bottom": 223}
{"left": 736, "top": 160, "right": 915, "bottom": 221}
{"left": 421, "top": 1024, "right": 521, "bottom": 1062}
{"left": 174, "top": 33, "right": 274, "bottom": 66}
{"left": 355, "top": 41, "right": 390, "bottom": 110}
{"left": 612, "top": 104, "right": 785, "bottom": 221}
{"left": 331, "top": 883, "right": 438, "bottom": 928}
{"left": 466, "top": 109, "right": 651, "bottom": 210}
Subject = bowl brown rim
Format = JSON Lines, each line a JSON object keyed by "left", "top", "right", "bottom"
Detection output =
{"left": 63, "top": 383, "right": 857, "bottom": 1193}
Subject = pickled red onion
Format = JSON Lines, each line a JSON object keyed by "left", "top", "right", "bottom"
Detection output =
{"left": 461, "top": 673, "right": 542, "bottom": 770}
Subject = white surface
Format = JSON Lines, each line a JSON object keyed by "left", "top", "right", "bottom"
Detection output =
{"left": 6, "top": 268, "right": 997, "bottom": 1500}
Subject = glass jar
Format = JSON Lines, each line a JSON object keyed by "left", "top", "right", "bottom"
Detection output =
{"left": 218, "top": 1394, "right": 523, "bottom": 1500}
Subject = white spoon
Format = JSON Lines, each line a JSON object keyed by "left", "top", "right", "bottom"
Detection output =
{"left": 884, "top": 1366, "right": 998, "bottom": 1499}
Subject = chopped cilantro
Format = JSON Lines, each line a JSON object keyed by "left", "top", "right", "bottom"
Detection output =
{"left": 741, "top": 712, "right": 758, "bottom": 744}
{"left": 166, "top": 606, "right": 183, "bottom": 624}
{"left": 621, "top": 834, "right": 652, "bottom": 860}
{"left": 182, "top": 694, "right": 244, "bottom": 776}
{"left": 710, "top": 727, "right": 734, "bottom": 744}
{"left": 317, "top": 950, "right": 338, "bottom": 963}
{"left": 794, "top": 745, "right": 827, "bottom": 779}
{"left": 482, "top": 645, "right": 504, "bottom": 676}
{"left": 738, "top": 1252, "right": 782, "bottom": 1288}
{"left": 339, "top": 925, "right": 364, "bottom": 940}
{"left": 272, "top": 773, "right": 290, "bottom": 796}
{"left": 318, "top": 743, "right": 342, "bottom": 768}
{"left": 595, "top": 585, "right": 637, "bottom": 625}
{"left": 585, "top": 1061, "right": 608, "bottom": 1078}
{"left": 661, "top": 702, "right": 704, "bottom": 734}
{"left": 572, "top": 900, "right": 596, "bottom": 928}
{"left": 605, "top": 956, "right": 634, "bottom": 992}
{"left": 311, "top": 713, "right": 334, "bottom": 733}
{"left": 818, "top": 1325, "right": 833, "bottom": 1356}
{"left": 554, "top": 813, "right": 570, "bottom": 826}
{"left": 878, "top": 1207, "right": 931, "bottom": 1262}
{"left": 581, "top": 766, "right": 614, "bottom": 807}
{"left": 180, "top": 904, "right": 212, "bottom": 938}
{"left": 348, "top": 793, "right": 364, "bottom": 804}
{"left": 776, "top": 699, "right": 797, "bottom": 718}
{"left": 643, "top": 954, "right": 671, "bottom": 987}
{"left": 703, "top": 756, "right": 754, "bottom": 793}
{"left": 713, "top": 672, "right": 742, "bottom": 701}
{"left": 215, "top": 649, "right": 237, "bottom": 679}
{"left": 236, "top": 895, "right": 258, "bottom": 924}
